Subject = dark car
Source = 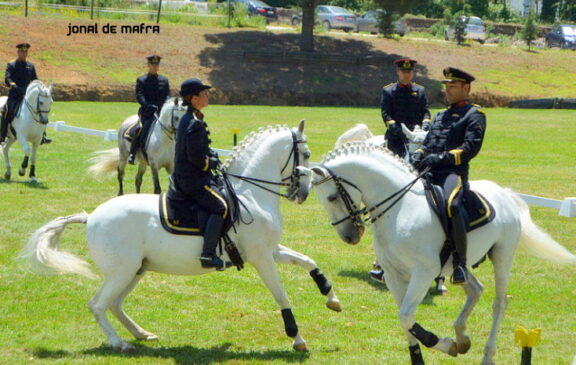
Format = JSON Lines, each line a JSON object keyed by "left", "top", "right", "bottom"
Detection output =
{"left": 545, "top": 24, "right": 576, "bottom": 49}
{"left": 236, "top": 0, "right": 277, "bottom": 20}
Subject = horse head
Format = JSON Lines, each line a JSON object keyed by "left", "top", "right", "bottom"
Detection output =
{"left": 159, "top": 97, "right": 187, "bottom": 133}
{"left": 401, "top": 123, "right": 428, "bottom": 153}
{"left": 286, "top": 119, "right": 311, "bottom": 204}
{"left": 26, "top": 81, "right": 53, "bottom": 125}
{"left": 310, "top": 164, "right": 365, "bottom": 245}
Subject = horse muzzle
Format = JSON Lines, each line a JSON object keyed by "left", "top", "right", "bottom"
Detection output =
{"left": 342, "top": 224, "right": 364, "bottom": 245}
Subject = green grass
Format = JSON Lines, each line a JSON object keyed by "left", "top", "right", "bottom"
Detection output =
{"left": 0, "top": 104, "right": 575, "bottom": 364}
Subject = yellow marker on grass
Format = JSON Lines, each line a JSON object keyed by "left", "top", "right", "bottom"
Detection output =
{"left": 514, "top": 326, "right": 541, "bottom": 365}
{"left": 230, "top": 128, "right": 240, "bottom": 146}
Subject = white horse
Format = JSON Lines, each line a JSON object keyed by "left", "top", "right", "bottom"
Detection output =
{"left": 22, "top": 121, "right": 341, "bottom": 353}
{"left": 310, "top": 142, "right": 575, "bottom": 365}
{"left": 1, "top": 80, "right": 53, "bottom": 182}
{"left": 335, "top": 123, "right": 428, "bottom": 161}
{"left": 88, "top": 97, "right": 187, "bottom": 195}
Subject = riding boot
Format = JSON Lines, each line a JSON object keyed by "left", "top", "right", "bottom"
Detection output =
{"left": 200, "top": 214, "right": 225, "bottom": 270}
{"left": 128, "top": 136, "right": 139, "bottom": 165}
{"left": 0, "top": 113, "right": 7, "bottom": 143}
{"left": 450, "top": 209, "right": 468, "bottom": 285}
{"left": 40, "top": 131, "right": 52, "bottom": 145}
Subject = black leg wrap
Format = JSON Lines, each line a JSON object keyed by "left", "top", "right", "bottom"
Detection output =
{"left": 21, "top": 156, "right": 29, "bottom": 169}
{"left": 309, "top": 268, "right": 332, "bottom": 296}
{"left": 409, "top": 343, "right": 425, "bottom": 365}
{"left": 29, "top": 165, "right": 35, "bottom": 178}
{"left": 409, "top": 323, "right": 439, "bottom": 348}
{"left": 281, "top": 308, "right": 298, "bottom": 337}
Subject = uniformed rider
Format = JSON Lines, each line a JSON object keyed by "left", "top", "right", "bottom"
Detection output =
{"left": 128, "top": 54, "right": 170, "bottom": 164}
{"left": 1, "top": 43, "right": 51, "bottom": 144}
{"left": 380, "top": 58, "right": 431, "bottom": 158}
{"left": 168, "top": 78, "right": 228, "bottom": 270}
{"left": 411, "top": 67, "right": 486, "bottom": 285}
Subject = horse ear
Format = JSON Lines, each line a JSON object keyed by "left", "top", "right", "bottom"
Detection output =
{"left": 401, "top": 123, "right": 414, "bottom": 140}
{"left": 297, "top": 119, "right": 305, "bottom": 135}
{"left": 311, "top": 166, "right": 327, "bottom": 178}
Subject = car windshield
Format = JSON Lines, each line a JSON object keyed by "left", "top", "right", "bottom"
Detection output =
{"left": 468, "top": 17, "right": 483, "bottom": 25}
{"left": 250, "top": 0, "right": 270, "bottom": 7}
{"left": 561, "top": 26, "right": 576, "bottom": 35}
{"left": 328, "top": 6, "right": 353, "bottom": 14}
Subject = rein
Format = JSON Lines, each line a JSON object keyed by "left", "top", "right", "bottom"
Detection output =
{"left": 157, "top": 104, "right": 181, "bottom": 140}
{"left": 221, "top": 130, "right": 307, "bottom": 200}
{"left": 312, "top": 164, "right": 430, "bottom": 226}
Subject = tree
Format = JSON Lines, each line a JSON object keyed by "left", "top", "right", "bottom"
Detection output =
{"left": 541, "top": 0, "right": 560, "bottom": 22}
{"left": 559, "top": 0, "right": 576, "bottom": 21}
{"left": 521, "top": 12, "right": 537, "bottom": 50}
{"left": 299, "top": 0, "right": 316, "bottom": 52}
{"left": 372, "top": 0, "right": 426, "bottom": 37}
{"left": 452, "top": 12, "right": 468, "bottom": 45}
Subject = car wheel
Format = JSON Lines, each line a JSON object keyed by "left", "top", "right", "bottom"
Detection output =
{"left": 323, "top": 21, "right": 331, "bottom": 31}
{"left": 478, "top": 39, "right": 485, "bottom": 44}
{"left": 444, "top": 31, "right": 449, "bottom": 41}
{"left": 343, "top": 28, "right": 351, "bottom": 33}
{"left": 291, "top": 18, "right": 300, "bottom": 26}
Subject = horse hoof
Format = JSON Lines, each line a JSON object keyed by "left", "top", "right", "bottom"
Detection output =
{"left": 3, "top": 173, "right": 10, "bottom": 180}
{"left": 30, "top": 177, "right": 38, "bottom": 183}
{"left": 120, "top": 343, "right": 136, "bottom": 353}
{"left": 448, "top": 341, "right": 458, "bottom": 357}
{"left": 326, "top": 300, "right": 342, "bottom": 312}
{"left": 457, "top": 336, "right": 471, "bottom": 354}
{"left": 292, "top": 342, "right": 309, "bottom": 352}
{"left": 141, "top": 334, "right": 159, "bottom": 341}
{"left": 18, "top": 169, "right": 25, "bottom": 176}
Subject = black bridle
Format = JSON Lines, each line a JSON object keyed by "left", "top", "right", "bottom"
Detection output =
{"left": 312, "top": 164, "right": 430, "bottom": 227}
{"left": 25, "top": 88, "right": 52, "bottom": 125}
{"left": 157, "top": 98, "right": 184, "bottom": 140}
{"left": 221, "top": 130, "right": 308, "bottom": 200}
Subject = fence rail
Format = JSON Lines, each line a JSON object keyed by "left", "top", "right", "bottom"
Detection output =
{"left": 46, "top": 120, "right": 575, "bottom": 217}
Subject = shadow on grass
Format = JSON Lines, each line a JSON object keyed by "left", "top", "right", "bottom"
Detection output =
{"left": 0, "top": 178, "right": 48, "bottom": 189}
{"left": 32, "top": 342, "right": 310, "bottom": 364}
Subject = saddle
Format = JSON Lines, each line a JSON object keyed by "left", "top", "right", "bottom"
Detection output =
{"left": 158, "top": 181, "right": 244, "bottom": 270}
{"left": 122, "top": 119, "right": 141, "bottom": 143}
{"left": 424, "top": 181, "right": 496, "bottom": 269}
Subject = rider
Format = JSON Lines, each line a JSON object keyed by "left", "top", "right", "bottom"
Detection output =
{"left": 371, "top": 58, "right": 431, "bottom": 283}
{"left": 168, "top": 78, "right": 227, "bottom": 270}
{"left": 1, "top": 42, "right": 51, "bottom": 145}
{"left": 411, "top": 67, "right": 486, "bottom": 285}
{"left": 128, "top": 54, "right": 170, "bottom": 165}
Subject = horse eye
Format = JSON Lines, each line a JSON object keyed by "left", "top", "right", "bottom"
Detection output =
{"left": 303, "top": 151, "right": 311, "bottom": 159}
{"left": 328, "top": 194, "right": 337, "bottom": 202}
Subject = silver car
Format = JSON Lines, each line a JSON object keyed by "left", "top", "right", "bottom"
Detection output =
{"left": 355, "top": 10, "right": 406, "bottom": 35}
{"left": 292, "top": 5, "right": 356, "bottom": 32}
{"left": 445, "top": 16, "right": 486, "bottom": 44}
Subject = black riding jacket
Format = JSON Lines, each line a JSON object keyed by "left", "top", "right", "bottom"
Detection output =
{"left": 5, "top": 60, "right": 38, "bottom": 99}
{"left": 380, "top": 82, "right": 431, "bottom": 132}
{"left": 135, "top": 73, "right": 170, "bottom": 113}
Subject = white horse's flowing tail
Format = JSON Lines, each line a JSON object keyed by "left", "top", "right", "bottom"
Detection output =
{"left": 20, "top": 212, "right": 97, "bottom": 279}
{"left": 510, "top": 190, "right": 576, "bottom": 265}
{"left": 88, "top": 148, "right": 120, "bottom": 178}
{"left": 335, "top": 124, "right": 374, "bottom": 147}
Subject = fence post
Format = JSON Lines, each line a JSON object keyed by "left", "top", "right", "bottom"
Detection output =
{"left": 90, "top": 0, "right": 94, "bottom": 19}
{"left": 25, "top": 0, "right": 28, "bottom": 16}
{"left": 156, "top": 0, "right": 162, "bottom": 23}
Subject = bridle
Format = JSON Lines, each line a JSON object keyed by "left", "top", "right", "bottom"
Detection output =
{"left": 312, "top": 164, "right": 429, "bottom": 227}
{"left": 157, "top": 99, "right": 184, "bottom": 140}
{"left": 25, "top": 86, "right": 52, "bottom": 125}
{"left": 222, "top": 130, "right": 308, "bottom": 200}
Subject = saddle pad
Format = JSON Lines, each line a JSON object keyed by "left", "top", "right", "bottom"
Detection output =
{"left": 123, "top": 119, "right": 141, "bottom": 143}
{"left": 159, "top": 193, "right": 203, "bottom": 236}
{"left": 463, "top": 190, "right": 495, "bottom": 231}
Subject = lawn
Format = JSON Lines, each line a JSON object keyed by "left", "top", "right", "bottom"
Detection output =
{"left": 0, "top": 103, "right": 575, "bottom": 365}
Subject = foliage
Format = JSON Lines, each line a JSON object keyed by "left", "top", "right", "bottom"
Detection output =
{"left": 429, "top": 20, "right": 447, "bottom": 38}
{"left": 327, "top": 0, "right": 373, "bottom": 13}
{"left": 452, "top": 12, "right": 468, "bottom": 45}
{"left": 214, "top": 2, "right": 266, "bottom": 28}
{"left": 558, "top": 0, "right": 576, "bottom": 22}
{"left": 521, "top": 11, "right": 537, "bottom": 50}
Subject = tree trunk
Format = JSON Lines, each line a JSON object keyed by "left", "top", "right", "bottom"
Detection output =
{"left": 300, "top": 0, "right": 316, "bottom": 52}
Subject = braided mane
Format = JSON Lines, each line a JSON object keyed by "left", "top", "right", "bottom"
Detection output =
{"left": 321, "top": 141, "right": 416, "bottom": 176}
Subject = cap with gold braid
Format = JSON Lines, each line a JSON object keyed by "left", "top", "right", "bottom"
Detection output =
{"left": 16, "top": 42, "right": 31, "bottom": 50}
{"left": 393, "top": 58, "right": 417, "bottom": 70}
{"left": 146, "top": 55, "right": 162, "bottom": 64}
{"left": 441, "top": 67, "right": 475, "bottom": 83}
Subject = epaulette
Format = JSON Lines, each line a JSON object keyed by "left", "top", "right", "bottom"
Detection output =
{"left": 472, "top": 104, "right": 485, "bottom": 114}
{"left": 383, "top": 83, "right": 394, "bottom": 89}
{"left": 413, "top": 82, "right": 424, "bottom": 88}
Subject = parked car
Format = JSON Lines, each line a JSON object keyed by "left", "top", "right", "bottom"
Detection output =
{"left": 355, "top": 9, "right": 405, "bottom": 36}
{"left": 236, "top": 0, "right": 277, "bottom": 20}
{"left": 444, "top": 16, "right": 486, "bottom": 44}
{"left": 545, "top": 24, "right": 576, "bottom": 49}
{"left": 291, "top": 5, "right": 356, "bottom": 32}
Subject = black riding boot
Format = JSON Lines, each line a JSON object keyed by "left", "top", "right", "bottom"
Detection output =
{"left": 128, "top": 137, "right": 140, "bottom": 165}
{"left": 0, "top": 113, "right": 7, "bottom": 143}
{"left": 369, "top": 262, "right": 385, "bottom": 283}
{"left": 450, "top": 209, "right": 468, "bottom": 285}
{"left": 200, "top": 214, "right": 225, "bottom": 270}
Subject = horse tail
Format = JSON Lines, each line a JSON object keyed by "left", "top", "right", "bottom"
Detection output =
{"left": 335, "top": 124, "right": 374, "bottom": 147}
{"left": 509, "top": 190, "right": 576, "bottom": 265}
{"left": 19, "top": 212, "right": 97, "bottom": 279}
{"left": 88, "top": 148, "right": 120, "bottom": 178}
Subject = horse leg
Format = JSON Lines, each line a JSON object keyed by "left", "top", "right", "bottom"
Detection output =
{"left": 117, "top": 161, "right": 127, "bottom": 196}
{"left": 134, "top": 162, "right": 147, "bottom": 194}
{"left": 150, "top": 165, "right": 161, "bottom": 194}
{"left": 251, "top": 254, "right": 308, "bottom": 352}
{"left": 88, "top": 271, "right": 141, "bottom": 352}
{"left": 17, "top": 136, "right": 31, "bottom": 177}
{"left": 2, "top": 137, "right": 16, "bottom": 180}
{"left": 109, "top": 272, "right": 158, "bottom": 341}
{"left": 273, "top": 244, "right": 341, "bottom": 312}
{"left": 29, "top": 142, "right": 39, "bottom": 182}
{"left": 453, "top": 272, "right": 484, "bottom": 355}
{"left": 481, "top": 246, "right": 514, "bottom": 365}
{"left": 399, "top": 270, "right": 458, "bottom": 363}
{"left": 434, "top": 276, "right": 448, "bottom": 295}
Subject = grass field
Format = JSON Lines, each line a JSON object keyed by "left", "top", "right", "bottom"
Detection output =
{"left": 0, "top": 103, "right": 575, "bottom": 365}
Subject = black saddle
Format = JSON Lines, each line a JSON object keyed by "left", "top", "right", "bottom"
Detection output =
{"left": 424, "top": 182, "right": 496, "bottom": 269}
{"left": 158, "top": 181, "right": 244, "bottom": 270}
{"left": 122, "top": 119, "right": 141, "bottom": 143}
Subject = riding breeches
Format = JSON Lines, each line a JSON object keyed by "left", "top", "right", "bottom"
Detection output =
{"left": 185, "top": 183, "right": 228, "bottom": 219}
{"left": 430, "top": 172, "right": 467, "bottom": 218}
{"left": 385, "top": 133, "right": 408, "bottom": 159}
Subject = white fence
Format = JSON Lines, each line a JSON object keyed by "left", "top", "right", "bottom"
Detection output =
{"left": 46, "top": 121, "right": 576, "bottom": 217}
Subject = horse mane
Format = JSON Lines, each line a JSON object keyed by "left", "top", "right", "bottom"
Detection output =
{"left": 27, "top": 80, "right": 46, "bottom": 93}
{"left": 322, "top": 141, "right": 417, "bottom": 176}
{"left": 222, "top": 124, "right": 291, "bottom": 171}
